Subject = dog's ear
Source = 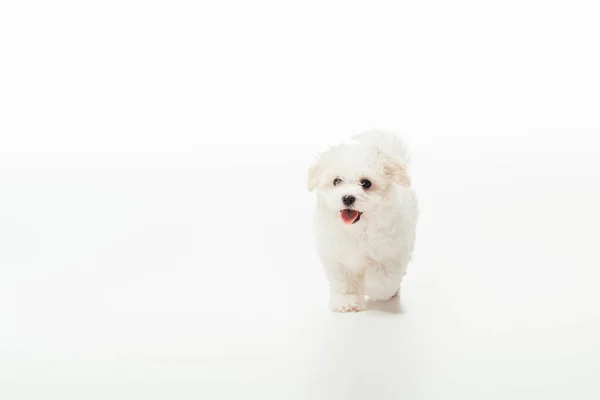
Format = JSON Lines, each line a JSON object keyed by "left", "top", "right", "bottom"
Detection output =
{"left": 384, "top": 160, "right": 411, "bottom": 187}
{"left": 307, "top": 161, "right": 321, "bottom": 192}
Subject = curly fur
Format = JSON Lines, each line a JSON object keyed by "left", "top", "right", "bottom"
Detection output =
{"left": 308, "top": 130, "right": 418, "bottom": 312}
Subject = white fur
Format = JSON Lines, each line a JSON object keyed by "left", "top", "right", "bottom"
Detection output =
{"left": 308, "top": 130, "right": 418, "bottom": 312}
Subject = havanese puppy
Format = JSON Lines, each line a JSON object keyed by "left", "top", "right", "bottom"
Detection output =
{"left": 307, "top": 130, "right": 418, "bottom": 312}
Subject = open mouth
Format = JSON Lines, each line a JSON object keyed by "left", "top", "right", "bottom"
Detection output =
{"left": 340, "top": 209, "right": 362, "bottom": 224}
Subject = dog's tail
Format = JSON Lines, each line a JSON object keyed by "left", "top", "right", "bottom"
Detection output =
{"left": 352, "top": 129, "right": 411, "bottom": 166}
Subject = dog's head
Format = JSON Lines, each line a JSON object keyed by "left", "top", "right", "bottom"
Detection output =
{"left": 307, "top": 135, "right": 410, "bottom": 225}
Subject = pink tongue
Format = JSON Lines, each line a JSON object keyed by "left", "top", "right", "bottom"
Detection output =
{"left": 340, "top": 209, "right": 359, "bottom": 224}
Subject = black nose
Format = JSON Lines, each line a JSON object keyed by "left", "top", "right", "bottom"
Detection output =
{"left": 342, "top": 195, "right": 355, "bottom": 206}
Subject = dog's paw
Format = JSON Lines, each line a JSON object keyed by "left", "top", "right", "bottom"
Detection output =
{"left": 330, "top": 293, "right": 365, "bottom": 313}
{"left": 334, "top": 303, "right": 365, "bottom": 313}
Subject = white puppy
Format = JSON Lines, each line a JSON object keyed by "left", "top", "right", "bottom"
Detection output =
{"left": 308, "top": 130, "right": 418, "bottom": 312}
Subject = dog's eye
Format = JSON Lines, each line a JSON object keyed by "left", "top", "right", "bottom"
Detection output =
{"left": 360, "top": 179, "right": 372, "bottom": 189}
{"left": 333, "top": 178, "right": 342, "bottom": 186}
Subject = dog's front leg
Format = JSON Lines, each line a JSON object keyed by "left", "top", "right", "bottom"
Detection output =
{"left": 325, "top": 264, "right": 365, "bottom": 313}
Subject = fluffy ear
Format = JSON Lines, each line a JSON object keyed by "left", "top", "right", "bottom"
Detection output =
{"left": 384, "top": 160, "right": 411, "bottom": 187}
{"left": 307, "top": 162, "right": 321, "bottom": 192}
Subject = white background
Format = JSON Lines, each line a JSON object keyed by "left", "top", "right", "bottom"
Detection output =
{"left": 1, "top": 1, "right": 600, "bottom": 399}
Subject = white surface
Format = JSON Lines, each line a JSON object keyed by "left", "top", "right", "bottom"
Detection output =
{"left": 1, "top": 1, "right": 600, "bottom": 399}
{"left": 2, "top": 154, "right": 600, "bottom": 399}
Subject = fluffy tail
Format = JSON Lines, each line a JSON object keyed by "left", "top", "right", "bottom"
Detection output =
{"left": 352, "top": 129, "right": 411, "bottom": 166}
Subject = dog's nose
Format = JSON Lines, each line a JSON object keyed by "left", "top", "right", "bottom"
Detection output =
{"left": 342, "top": 195, "right": 355, "bottom": 206}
